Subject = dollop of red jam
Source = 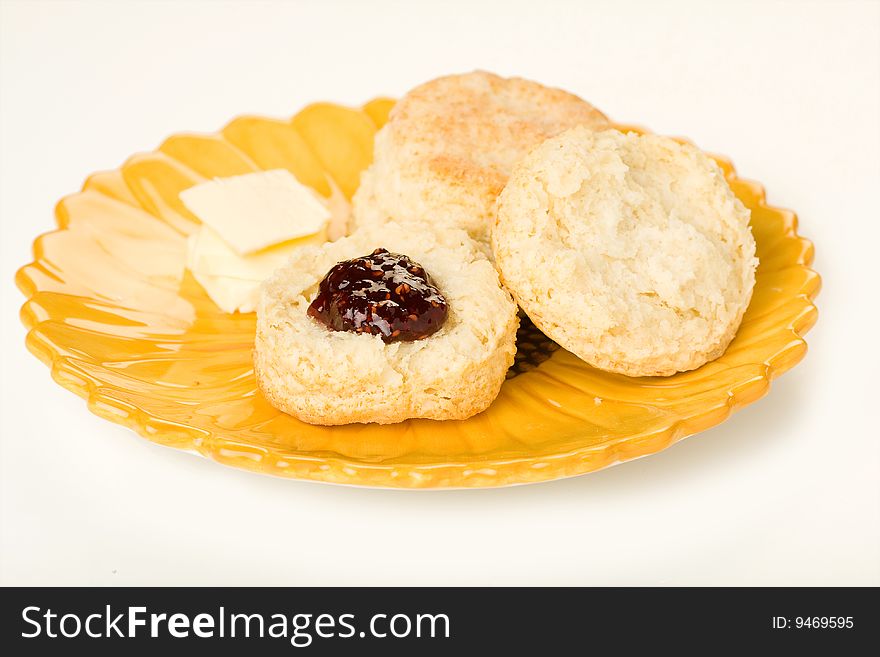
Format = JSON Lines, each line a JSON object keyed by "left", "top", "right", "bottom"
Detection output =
{"left": 307, "top": 248, "right": 448, "bottom": 343}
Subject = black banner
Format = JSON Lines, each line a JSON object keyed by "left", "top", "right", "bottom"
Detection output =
{"left": 1, "top": 587, "right": 875, "bottom": 654}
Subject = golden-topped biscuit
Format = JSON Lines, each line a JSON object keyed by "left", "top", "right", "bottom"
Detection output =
{"left": 353, "top": 71, "right": 609, "bottom": 249}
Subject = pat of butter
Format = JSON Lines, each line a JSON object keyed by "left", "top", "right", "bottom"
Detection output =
{"left": 179, "top": 169, "right": 330, "bottom": 255}
{"left": 190, "top": 271, "right": 264, "bottom": 314}
{"left": 186, "top": 226, "right": 325, "bottom": 313}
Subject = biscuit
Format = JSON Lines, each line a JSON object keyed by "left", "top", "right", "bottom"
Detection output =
{"left": 492, "top": 127, "right": 758, "bottom": 377}
{"left": 352, "top": 71, "right": 609, "bottom": 249}
{"left": 254, "top": 222, "right": 519, "bottom": 424}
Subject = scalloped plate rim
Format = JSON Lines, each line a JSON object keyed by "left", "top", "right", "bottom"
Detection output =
{"left": 14, "top": 104, "right": 821, "bottom": 489}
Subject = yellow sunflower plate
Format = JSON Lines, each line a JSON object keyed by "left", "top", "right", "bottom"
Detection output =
{"left": 15, "top": 98, "right": 820, "bottom": 488}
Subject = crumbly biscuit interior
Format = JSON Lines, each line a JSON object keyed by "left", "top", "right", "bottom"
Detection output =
{"left": 495, "top": 128, "right": 757, "bottom": 374}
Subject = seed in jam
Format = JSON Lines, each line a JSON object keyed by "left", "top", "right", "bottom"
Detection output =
{"left": 307, "top": 248, "right": 448, "bottom": 343}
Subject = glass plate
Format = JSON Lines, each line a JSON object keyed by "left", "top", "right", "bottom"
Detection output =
{"left": 15, "top": 99, "right": 820, "bottom": 488}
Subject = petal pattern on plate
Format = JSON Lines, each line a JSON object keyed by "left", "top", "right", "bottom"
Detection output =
{"left": 14, "top": 101, "right": 820, "bottom": 488}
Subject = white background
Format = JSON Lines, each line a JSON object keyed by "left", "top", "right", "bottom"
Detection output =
{"left": 1, "top": 0, "right": 878, "bottom": 586}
